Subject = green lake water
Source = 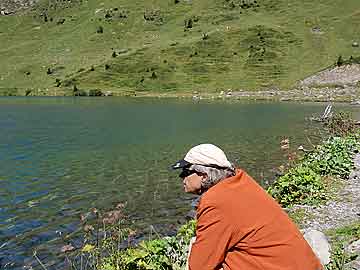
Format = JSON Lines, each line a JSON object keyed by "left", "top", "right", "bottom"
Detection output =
{"left": 0, "top": 97, "right": 358, "bottom": 269}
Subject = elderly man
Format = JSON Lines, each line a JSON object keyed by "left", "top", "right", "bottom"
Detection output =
{"left": 172, "top": 144, "right": 322, "bottom": 270}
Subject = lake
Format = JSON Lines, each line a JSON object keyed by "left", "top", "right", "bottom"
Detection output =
{"left": 0, "top": 97, "right": 357, "bottom": 269}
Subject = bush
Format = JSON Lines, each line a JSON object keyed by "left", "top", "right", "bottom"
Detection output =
{"left": 324, "top": 111, "right": 358, "bottom": 137}
{"left": 89, "top": 89, "right": 103, "bottom": 96}
{"left": 303, "top": 136, "right": 358, "bottom": 178}
{"left": 336, "top": 55, "right": 343, "bottom": 67}
{"left": 97, "top": 26, "right": 104, "bottom": 33}
{"left": 268, "top": 134, "right": 359, "bottom": 207}
{"left": 268, "top": 165, "right": 325, "bottom": 206}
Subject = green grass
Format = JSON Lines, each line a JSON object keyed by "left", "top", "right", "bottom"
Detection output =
{"left": 1, "top": 0, "right": 360, "bottom": 95}
{"left": 325, "top": 222, "right": 360, "bottom": 270}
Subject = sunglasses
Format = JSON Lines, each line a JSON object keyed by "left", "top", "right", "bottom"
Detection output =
{"left": 179, "top": 169, "right": 197, "bottom": 178}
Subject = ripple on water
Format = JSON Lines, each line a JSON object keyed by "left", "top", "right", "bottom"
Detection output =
{"left": 0, "top": 98, "right": 358, "bottom": 268}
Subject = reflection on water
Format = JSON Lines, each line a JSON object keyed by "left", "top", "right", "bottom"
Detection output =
{"left": 0, "top": 97, "right": 358, "bottom": 268}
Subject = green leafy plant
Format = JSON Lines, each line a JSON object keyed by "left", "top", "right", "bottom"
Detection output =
{"left": 177, "top": 220, "right": 196, "bottom": 243}
{"left": 121, "top": 238, "right": 173, "bottom": 269}
{"left": 268, "top": 134, "right": 359, "bottom": 207}
{"left": 303, "top": 136, "right": 358, "bottom": 178}
{"left": 117, "top": 220, "right": 196, "bottom": 270}
{"left": 268, "top": 165, "right": 325, "bottom": 206}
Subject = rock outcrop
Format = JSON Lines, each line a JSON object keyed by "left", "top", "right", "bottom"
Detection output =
{"left": 0, "top": 0, "right": 38, "bottom": 15}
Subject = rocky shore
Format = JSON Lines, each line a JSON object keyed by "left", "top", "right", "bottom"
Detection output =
{"left": 2, "top": 64, "right": 360, "bottom": 102}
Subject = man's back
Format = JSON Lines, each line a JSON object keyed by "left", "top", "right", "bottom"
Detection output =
{"left": 189, "top": 169, "right": 322, "bottom": 270}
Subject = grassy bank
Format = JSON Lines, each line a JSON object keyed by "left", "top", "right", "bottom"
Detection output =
{"left": 1, "top": 0, "right": 360, "bottom": 96}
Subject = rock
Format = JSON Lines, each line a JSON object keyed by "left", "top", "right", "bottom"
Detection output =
{"left": 303, "top": 229, "right": 331, "bottom": 266}
{"left": 95, "top": 8, "right": 103, "bottom": 14}
{"left": 346, "top": 239, "right": 360, "bottom": 255}
{"left": 352, "top": 42, "right": 359, "bottom": 48}
{"left": 83, "top": 224, "right": 94, "bottom": 232}
{"left": 311, "top": 26, "right": 322, "bottom": 34}
{"left": 350, "top": 100, "right": 360, "bottom": 106}
{"left": 345, "top": 258, "right": 360, "bottom": 270}
{"left": 226, "top": 91, "right": 232, "bottom": 97}
{"left": 104, "top": 91, "right": 113, "bottom": 96}
{"left": 118, "top": 49, "right": 128, "bottom": 54}
{"left": 102, "top": 209, "right": 124, "bottom": 224}
{"left": 61, "top": 244, "right": 75, "bottom": 253}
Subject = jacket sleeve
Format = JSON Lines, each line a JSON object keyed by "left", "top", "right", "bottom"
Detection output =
{"left": 188, "top": 203, "right": 235, "bottom": 270}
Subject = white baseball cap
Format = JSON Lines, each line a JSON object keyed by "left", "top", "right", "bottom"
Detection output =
{"left": 171, "top": 144, "right": 233, "bottom": 170}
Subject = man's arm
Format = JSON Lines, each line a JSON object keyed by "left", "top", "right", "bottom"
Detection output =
{"left": 188, "top": 204, "right": 235, "bottom": 270}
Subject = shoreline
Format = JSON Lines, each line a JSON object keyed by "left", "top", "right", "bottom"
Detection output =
{"left": 1, "top": 86, "right": 359, "bottom": 103}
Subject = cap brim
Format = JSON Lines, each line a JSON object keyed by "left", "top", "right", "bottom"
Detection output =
{"left": 171, "top": 159, "right": 191, "bottom": 170}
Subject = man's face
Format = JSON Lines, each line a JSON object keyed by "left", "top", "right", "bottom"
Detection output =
{"left": 179, "top": 169, "right": 206, "bottom": 194}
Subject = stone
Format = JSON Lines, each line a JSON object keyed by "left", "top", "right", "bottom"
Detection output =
{"left": 303, "top": 229, "right": 331, "bottom": 265}
{"left": 61, "top": 244, "right": 75, "bottom": 253}
{"left": 345, "top": 257, "right": 360, "bottom": 270}
{"left": 352, "top": 42, "right": 359, "bottom": 48}
{"left": 346, "top": 239, "right": 360, "bottom": 255}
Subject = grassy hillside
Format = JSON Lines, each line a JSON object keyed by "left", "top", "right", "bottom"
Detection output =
{"left": 0, "top": 0, "right": 359, "bottom": 96}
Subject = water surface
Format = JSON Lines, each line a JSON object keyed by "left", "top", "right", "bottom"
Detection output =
{"left": 0, "top": 97, "right": 357, "bottom": 269}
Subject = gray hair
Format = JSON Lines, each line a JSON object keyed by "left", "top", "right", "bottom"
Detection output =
{"left": 189, "top": 164, "right": 236, "bottom": 192}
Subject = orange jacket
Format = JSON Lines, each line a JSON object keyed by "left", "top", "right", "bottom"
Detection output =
{"left": 189, "top": 169, "right": 322, "bottom": 270}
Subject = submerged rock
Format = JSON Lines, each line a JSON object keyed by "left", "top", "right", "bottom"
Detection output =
{"left": 61, "top": 244, "right": 75, "bottom": 253}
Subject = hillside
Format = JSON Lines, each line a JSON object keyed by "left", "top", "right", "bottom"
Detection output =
{"left": 0, "top": 0, "right": 359, "bottom": 96}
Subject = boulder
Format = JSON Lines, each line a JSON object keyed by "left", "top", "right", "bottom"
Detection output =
{"left": 303, "top": 229, "right": 331, "bottom": 266}
{"left": 352, "top": 42, "right": 359, "bottom": 48}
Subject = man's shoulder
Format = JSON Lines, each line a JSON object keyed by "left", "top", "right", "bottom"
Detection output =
{"left": 198, "top": 170, "right": 262, "bottom": 209}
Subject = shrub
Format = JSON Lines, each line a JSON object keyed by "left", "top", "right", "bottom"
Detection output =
{"left": 89, "top": 89, "right": 103, "bottom": 96}
{"left": 336, "top": 55, "right": 343, "bottom": 67}
{"left": 303, "top": 136, "right": 358, "bottom": 178}
{"left": 184, "top": 18, "right": 193, "bottom": 29}
{"left": 268, "top": 134, "right": 359, "bottom": 207}
{"left": 324, "top": 111, "right": 358, "bottom": 137}
{"left": 55, "top": 78, "right": 61, "bottom": 87}
{"left": 97, "top": 26, "right": 104, "bottom": 33}
{"left": 73, "top": 85, "right": 87, "bottom": 96}
{"left": 268, "top": 165, "right": 325, "bottom": 207}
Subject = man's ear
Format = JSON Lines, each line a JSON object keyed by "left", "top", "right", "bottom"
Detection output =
{"left": 199, "top": 172, "right": 208, "bottom": 181}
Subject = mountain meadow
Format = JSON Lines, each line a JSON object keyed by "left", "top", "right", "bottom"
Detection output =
{"left": 0, "top": 0, "right": 359, "bottom": 96}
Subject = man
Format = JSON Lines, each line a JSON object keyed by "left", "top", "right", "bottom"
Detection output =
{"left": 172, "top": 144, "right": 322, "bottom": 270}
